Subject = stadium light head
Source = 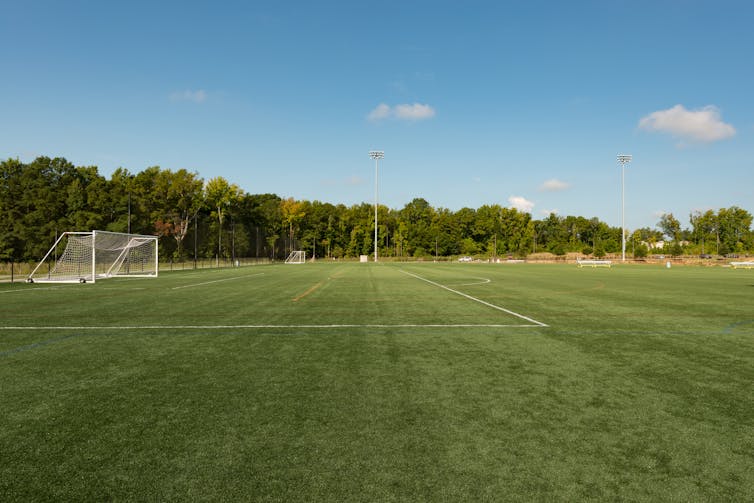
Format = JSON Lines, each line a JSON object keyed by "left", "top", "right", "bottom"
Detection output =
{"left": 617, "top": 154, "right": 632, "bottom": 164}
{"left": 369, "top": 151, "right": 384, "bottom": 160}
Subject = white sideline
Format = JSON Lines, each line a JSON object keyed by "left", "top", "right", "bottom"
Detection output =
{"left": 0, "top": 286, "right": 67, "bottom": 294}
{"left": 400, "top": 270, "right": 548, "bottom": 327}
{"left": 0, "top": 324, "right": 543, "bottom": 331}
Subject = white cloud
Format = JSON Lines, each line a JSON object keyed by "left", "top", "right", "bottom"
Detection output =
{"left": 367, "top": 102, "right": 436, "bottom": 122}
{"left": 367, "top": 103, "right": 391, "bottom": 121}
{"left": 394, "top": 103, "right": 436, "bottom": 120}
{"left": 170, "top": 89, "right": 207, "bottom": 103}
{"left": 638, "top": 104, "right": 735, "bottom": 143}
{"left": 508, "top": 196, "right": 534, "bottom": 213}
{"left": 539, "top": 178, "right": 571, "bottom": 192}
{"left": 540, "top": 209, "right": 559, "bottom": 216}
{"left": 346, "top": 175, "right": 365, "bottom": 186}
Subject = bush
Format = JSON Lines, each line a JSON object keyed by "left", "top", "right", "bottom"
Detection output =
{"left": 668, "top": 241, "right": 684, "bottom": 257}
{"left": 550, "top": 244, "right": 566, "bottom": 256}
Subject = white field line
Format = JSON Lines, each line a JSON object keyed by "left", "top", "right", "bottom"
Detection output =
{"left": 455, "top": 277, "right": 491, "bottom": 287}
{"left": 0, "top": 324, "right": 541, "bottom": 331}
{"left": 0, "top": 286, "right": 68, "bottom": 294}
{"left": 171, "top": 273, "right": 265, "bottom": 290}
{"left": 400, "top": 269, "right": 549, "bottom": 327}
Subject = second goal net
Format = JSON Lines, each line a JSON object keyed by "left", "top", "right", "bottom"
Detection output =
{"left": 285, "top": 250, "right": 306, "bottom": 264}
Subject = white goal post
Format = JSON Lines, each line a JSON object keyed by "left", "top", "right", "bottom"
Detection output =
{"left": 28, "top": 230, "right": 159, "bottom": 284}
{"left": 285, "top": 250, "right": 306, "bottom": 264}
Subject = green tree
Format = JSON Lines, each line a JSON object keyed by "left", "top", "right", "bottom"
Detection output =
{"left": 280, "top": 197, "right": 306, "bottom": 255}
{"left": 717, "top": 206, "right": 753, "bottom": 255}
{"left": 204, "top": 177, "right": 243, "bottom": 261}
{"left": 0, "top": 159, "right": 24, "bottom": 261}
{"left": 401, "top": 198, "right": 435, "bottom": 256}
{"left": 690, "top": 210, "right": 717, "bottom": 255}
{"left": 152, "top": 169, "right": 204, "bottom": 259}
{"left": 658, "top": 213, "right": 682, "bottom": 242}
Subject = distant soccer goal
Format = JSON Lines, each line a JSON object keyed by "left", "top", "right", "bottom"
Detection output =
{"left": 285, "top": 250, "right": 306, "bottom": 264}
{"left": 28, "top": 231, "right": 159, "bottom": 284}
{"left": 576, "top": 258, "right": 612, "bottom": 268}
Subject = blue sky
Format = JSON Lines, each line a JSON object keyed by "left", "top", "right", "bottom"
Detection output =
{"left": 2, "top": 1, "right": 752, "bottom": 230}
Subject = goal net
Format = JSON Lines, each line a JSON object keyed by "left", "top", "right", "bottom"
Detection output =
{"left": 285, "top": 250, "right": 306, "bottom": 264}
{"left": 28, "top": 231, "right": 159, "bottom": 283}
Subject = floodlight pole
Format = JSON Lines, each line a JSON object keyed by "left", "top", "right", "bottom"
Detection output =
{"left": 617, "top": 154, "right": 632, "bottom": 262}
{"left": 369, "top": 150, "right": 384, "bottom": 262}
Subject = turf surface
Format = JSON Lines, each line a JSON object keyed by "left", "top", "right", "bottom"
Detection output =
{"left": 1, "top": 262, "right": 753, "bottom": 500}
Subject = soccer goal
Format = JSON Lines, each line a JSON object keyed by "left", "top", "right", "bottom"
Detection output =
{"left": 285, "top": 250, "right": 306, "bottom": 264}
{"left": 28, "top": 230, "right": 159, "bottom": 283}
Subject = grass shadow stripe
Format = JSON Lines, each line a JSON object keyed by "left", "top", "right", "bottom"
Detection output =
{"left": 0, "top": 333, "right": 80, "bottom": 358}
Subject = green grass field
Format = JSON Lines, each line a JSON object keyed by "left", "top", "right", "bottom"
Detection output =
{"left": 1, "top": 262, "right": 753, "bottom": 501}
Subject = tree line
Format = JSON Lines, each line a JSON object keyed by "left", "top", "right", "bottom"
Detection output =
{"left": 1, "top": 156, "right": 752, "bottom": 263}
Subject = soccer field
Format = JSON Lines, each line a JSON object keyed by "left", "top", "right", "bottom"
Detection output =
{"left": 1, "top": 262, "right": 753, "bottom": 500}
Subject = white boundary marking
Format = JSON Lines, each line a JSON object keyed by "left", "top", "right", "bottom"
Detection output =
{"left": 171, "top": 273, "right": 265, "bottom": 290}
{"left": 0, "top": 286, "right": 68, "bottom": 294}
{"left": 455, "top": 277, "right": 491, "bottom": 287}
{"left": 0, "top": 323, "right": 541, "bottom": 331}
{"left": 400, "top": 269, "right": 548, "bottom": 327}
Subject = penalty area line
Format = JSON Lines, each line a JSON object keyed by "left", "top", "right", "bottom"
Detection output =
{"left": 400, "top": 269, "right": 549, "bottom": 327}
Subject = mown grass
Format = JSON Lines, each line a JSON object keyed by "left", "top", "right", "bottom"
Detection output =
{"left": 1, "top": 262, "right": 752, "bottom": 501}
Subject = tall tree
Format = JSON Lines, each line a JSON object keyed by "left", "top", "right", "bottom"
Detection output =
{"left": 0, "top": 159, "right": 24, "bottom": 261}
{"left": 717, "top": 206, "right": 753, "bottom": 255}
{"left": 204, "top": 177, "right": 243, "bottom": 261}
{"left": 658, "top": 213, "right": 682, "bottom": 242}
{"left": 400, "top": 198, "right": 435, "bottom": 256}
{"left": 152, "top": 168, "right": 204, "bottom": 259}
{"left": 280, "top": 197, "right": 306, "bottom": 255}
{"left": 690, "top": 210, "right": 718, "bottom": 255}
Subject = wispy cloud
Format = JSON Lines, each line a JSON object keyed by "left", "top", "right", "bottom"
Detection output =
{"left": 540, "top": 209, "right": 559, "bottom": 216}
{"left": 539, "top": 178, "right": 571, "bottom": 192}
{"left": 638, "top": 104, "right": 735, "bottom": 143}
{"left": 346, "top": 175, "right": 365, "bottom": 186}
{"left": 508, "top": 196, "right": 534, "bottom": 213}
{"left": 367, "top": 103, "right": 392, "bottom": 121}
{"left": 169, "top": 89, "right": 207, "bottom": 103}
{"left": 394, "top": 103, "right": 435, "bottom": 120}
{"left": 367, "top": 103, "right": 436, "bottom": 122}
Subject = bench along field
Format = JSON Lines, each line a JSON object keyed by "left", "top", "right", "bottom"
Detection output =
{"left": 1, "top": 262, "right": 753, "bottom": 500}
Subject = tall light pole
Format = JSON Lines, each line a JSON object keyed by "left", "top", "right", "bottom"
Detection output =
{"left": 369, "top": 150, "right": 384, "bottom": 262}
{"left": 617, "top": 154, "right": 632, "bottom": 262}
